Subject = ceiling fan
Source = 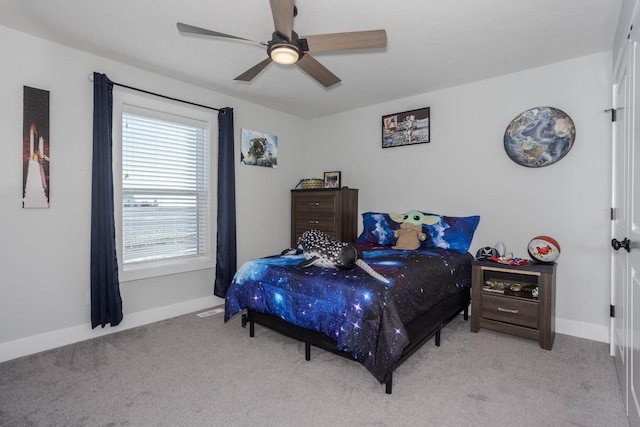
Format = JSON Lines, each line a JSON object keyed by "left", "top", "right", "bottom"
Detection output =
{"left": 176, "top": 0, "right": 387, "bottom": 88}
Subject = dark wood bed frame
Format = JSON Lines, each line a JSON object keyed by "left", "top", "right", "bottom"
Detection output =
{"left": 240, "top": 287, "right": 470, "bottom": 394}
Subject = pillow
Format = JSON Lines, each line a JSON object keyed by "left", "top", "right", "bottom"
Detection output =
{"left": 422, "top": 213, "right": 480, "bottom": 253}
{"left": 357, "top": 211, "right": 480, "bottom": 253}
{"left": 357, "top": 212, "right": 398, "bottom": 245}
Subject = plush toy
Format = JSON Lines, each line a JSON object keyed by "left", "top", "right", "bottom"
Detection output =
{"left": 389, "top": 210, "right": 440, "bottom": 250}
{"left": 282, "top": 230, "right": 390, "bottom": 283}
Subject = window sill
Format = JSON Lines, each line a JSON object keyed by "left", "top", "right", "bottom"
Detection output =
{"left": 120, "top": 256, "right": 214, "bottom": 282}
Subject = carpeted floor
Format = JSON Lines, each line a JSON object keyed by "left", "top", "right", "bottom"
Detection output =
{"left": 0, "top": 308, "right": 629, "bottom": 426}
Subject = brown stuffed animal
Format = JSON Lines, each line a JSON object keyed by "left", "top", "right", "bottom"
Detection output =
{"left": 389, "top": 210, "right": 440, "bottom": 250}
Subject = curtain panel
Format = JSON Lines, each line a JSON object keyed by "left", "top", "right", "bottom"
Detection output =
{"left": 214, "top": 107, "right": 237, "bottom": 298}
{"left": 90, "top": 72, "right": 123, "bottom": 328}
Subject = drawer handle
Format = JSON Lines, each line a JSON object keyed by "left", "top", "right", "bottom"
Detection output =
{"left": 498, "top": 307, "right": 519, "bottom": 314}
{"left": 308, "top": 220, "right": 319, "bottom": 224}
{"left": 307, "top": 202, "right": 320, "bottom": 206}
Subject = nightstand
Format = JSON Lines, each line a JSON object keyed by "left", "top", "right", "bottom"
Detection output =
{"left": 470, "top": 260, "right": 556, "bottom": 350}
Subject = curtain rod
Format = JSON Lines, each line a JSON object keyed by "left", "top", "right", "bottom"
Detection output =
{"left": 89, "top": 73, "right": 221, "bottom": 112}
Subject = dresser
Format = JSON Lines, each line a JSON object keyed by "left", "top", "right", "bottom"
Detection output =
{"left": 290, "top": 188, "right": 359, "bottom": 247}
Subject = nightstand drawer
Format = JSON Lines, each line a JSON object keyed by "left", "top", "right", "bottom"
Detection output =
{"left": 294, "top": 195, "right": 336, "bottom": 212}
{"left": 482, "top": 295, "right": 538, "bottom": 329}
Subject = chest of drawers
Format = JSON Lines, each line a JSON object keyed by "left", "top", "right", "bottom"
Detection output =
{"left": 290, "top": 188, "right": 358, "bottom": 247}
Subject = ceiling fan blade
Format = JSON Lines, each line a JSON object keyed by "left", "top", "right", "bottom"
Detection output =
{"left": 177, "top": 22, "right": 264, "bottom": 45}
{"left": 303, "top": 29, "right": 387, "bottom": 52}
{"left": 269, "top": 0, "right": 295, "bottom": 39}
{"left": 296, "top": 55, "right": 341, "bottom": 88}
{"left": 234, "top": 57, "right": 274, "bottom": 82}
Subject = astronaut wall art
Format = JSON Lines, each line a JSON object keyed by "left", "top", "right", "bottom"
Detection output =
{"left": 240, "top": 128, "right": 278, "bottom": 168}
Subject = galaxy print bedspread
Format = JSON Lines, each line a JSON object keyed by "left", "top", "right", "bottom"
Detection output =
{"left": 224, "top": 244, "right": 472, "bottom": 382}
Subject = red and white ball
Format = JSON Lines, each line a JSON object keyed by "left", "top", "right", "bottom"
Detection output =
{"left": 527, "top": 236, "right": 561, "bottom": 263}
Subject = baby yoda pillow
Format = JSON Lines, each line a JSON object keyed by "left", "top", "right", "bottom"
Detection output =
{"left": 389, "top": 210, "right": 440, "bottom": 250}
{"left": 357, "top": 211, "right": 480, "bottom": 253}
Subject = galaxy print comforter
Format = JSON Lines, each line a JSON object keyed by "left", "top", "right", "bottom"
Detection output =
{"left": 224, "top": 244, "right": 473, "bottom": 382}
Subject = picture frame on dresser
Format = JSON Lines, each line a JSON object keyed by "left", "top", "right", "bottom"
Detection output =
{"left": 323, "top": 171, "right": 341, "bottom": 188}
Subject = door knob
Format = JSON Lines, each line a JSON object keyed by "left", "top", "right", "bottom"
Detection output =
{"left": 612, "top": 238, "right": 631, "bottom": 252}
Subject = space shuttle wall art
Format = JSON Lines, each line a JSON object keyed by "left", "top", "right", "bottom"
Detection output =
{"left": 22, "top": 86, "right": 50, "bottom": 208}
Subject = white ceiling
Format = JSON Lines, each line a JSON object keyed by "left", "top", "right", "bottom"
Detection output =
{"left": 0, "top": 0, "right": 622, "bottom": 119}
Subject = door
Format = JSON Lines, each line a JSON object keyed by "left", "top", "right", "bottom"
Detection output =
{"left": 630, "top": 34, "right": 640, "bottom": 427}
{"left": 612, "top": 28, "right": 640, "bottom": 426}
{"left": 612, "top": 34, "right": 631, "bottom": 415}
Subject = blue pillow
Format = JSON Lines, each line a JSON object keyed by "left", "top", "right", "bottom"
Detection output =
{"left": 357, "top": 212, "right": 397, "bottom": 245}
{"left": 357, "top": 211, "right": 480, "bottom": 253}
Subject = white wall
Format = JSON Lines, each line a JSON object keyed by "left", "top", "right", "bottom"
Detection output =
{"left": 0, "top": 23, "right": 613, "bottom": 361}
{"left": 305, "top": 52, "right": 613, "bottom": 341}
{"left": 0, "top": 26, "right": 307, "bottom": 361}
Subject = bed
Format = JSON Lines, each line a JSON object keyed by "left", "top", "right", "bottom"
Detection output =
{"left": 224, "top": 212, "right": 479, "bottom": 394}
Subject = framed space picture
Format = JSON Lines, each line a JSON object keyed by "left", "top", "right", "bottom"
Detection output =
{"left": 22, "top": 86, "right": 50, "bottom": 208}
{"left": 382, "top": 107, "right": 430, "bottom": 148}
{"left": 240, "top": 128, "right": 278, "bottom": 168}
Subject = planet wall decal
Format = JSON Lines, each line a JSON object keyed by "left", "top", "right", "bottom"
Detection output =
{"left": 504, "top": 106, "right": 575, "bottom": 168}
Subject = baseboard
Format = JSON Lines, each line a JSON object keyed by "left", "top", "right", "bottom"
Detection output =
{"left": 1, "top": 299, "right": 609, "bottom": 363}
{"left": 0, "top": 295, "right": 223, "bottom": 363}
{"left": 556, "top": 317, "right": 609, "bottom": 343}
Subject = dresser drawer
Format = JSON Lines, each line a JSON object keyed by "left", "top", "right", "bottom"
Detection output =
{"left": 482, "top": 294, "right": 538, "bottom": 329}
{"left": 294, "top": 213, "right": 336, "bottom": 231}
{"left": 293, "top": 194, "right": 336, "bottom": 212}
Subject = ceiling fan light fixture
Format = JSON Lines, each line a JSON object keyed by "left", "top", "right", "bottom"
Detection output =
{"left": 269, "top": 43, "right": 301, "bottom": 65}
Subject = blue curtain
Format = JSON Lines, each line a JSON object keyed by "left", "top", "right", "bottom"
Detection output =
{"left": 214, "top": 107, "right": 237, "bottom": 298}
{"left": 90, "top": 72, "right": 123, "bottom": 328}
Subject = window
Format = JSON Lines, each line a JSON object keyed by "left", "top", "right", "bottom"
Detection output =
{"left": 115, "top": 99, "right": 214, "bottom": 281}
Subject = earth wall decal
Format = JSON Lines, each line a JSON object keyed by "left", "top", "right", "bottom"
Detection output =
{"left": 504, "top": 106, "right": 575, "bottom": 168}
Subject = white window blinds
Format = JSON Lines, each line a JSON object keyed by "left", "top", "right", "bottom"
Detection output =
{"left": 121, "top": 108, "right": 210, "bottom": 267}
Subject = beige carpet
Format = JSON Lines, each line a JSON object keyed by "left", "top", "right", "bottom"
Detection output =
{"left": 0, "top": 308, "right": 628, "bottom": 426}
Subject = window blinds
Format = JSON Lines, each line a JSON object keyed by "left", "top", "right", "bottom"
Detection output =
{"left": 121, "top": 109, "right": 210, "bottom": 266}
